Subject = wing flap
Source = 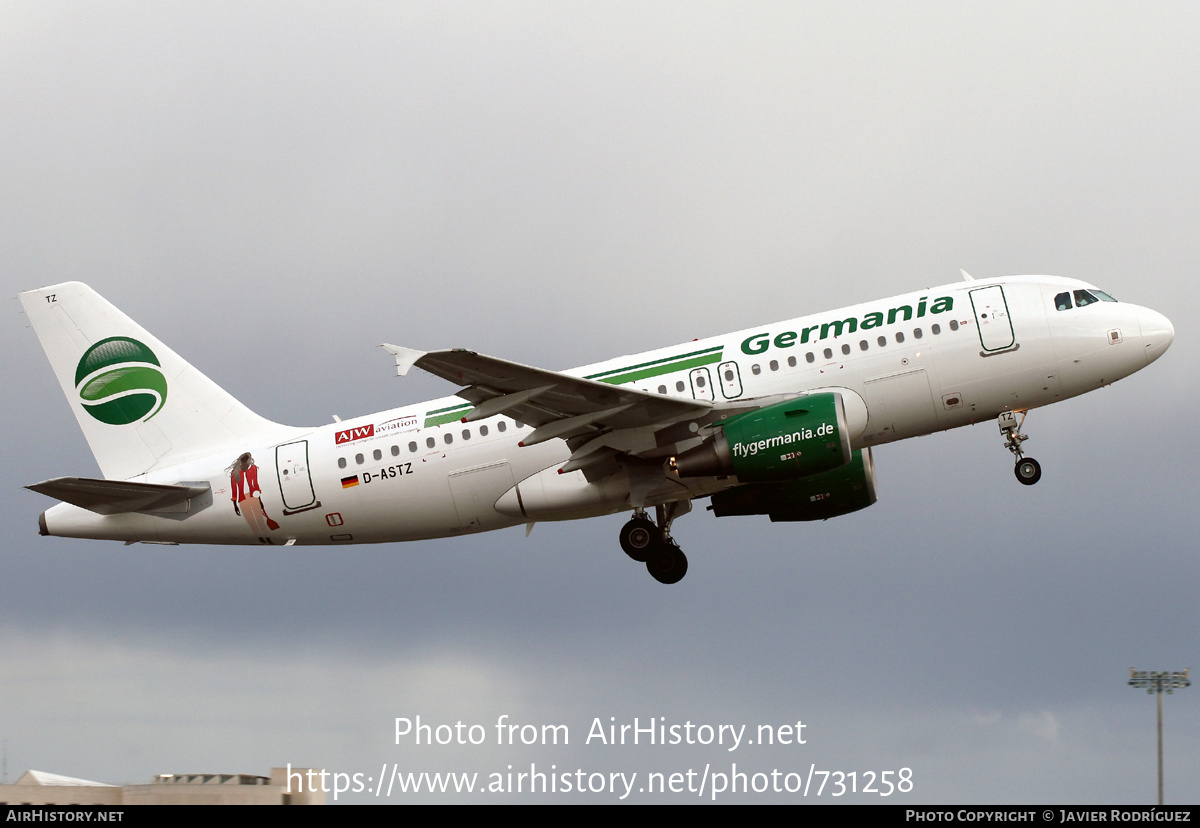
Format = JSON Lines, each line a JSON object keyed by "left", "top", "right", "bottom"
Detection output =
{"left": 518, "top": 404, "right": 636, "bottom": 447}
{"left": 461, "top": 385, "right": 557, "bottom": 422}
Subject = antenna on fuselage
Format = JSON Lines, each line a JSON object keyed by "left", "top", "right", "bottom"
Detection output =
{"left": 960, "top": 269, "right": 976, "bottom": 281}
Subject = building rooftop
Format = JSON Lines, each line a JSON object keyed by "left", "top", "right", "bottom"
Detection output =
{"left": 14, "top": 770, "right": 114, "bottom": 787}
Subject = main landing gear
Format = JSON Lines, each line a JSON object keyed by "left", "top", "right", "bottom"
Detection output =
{"left": 999, "top": 410, "right": 1042, "bottom": 486}
{"left": 619, "top": 503, "right": 689, "bottom": 584}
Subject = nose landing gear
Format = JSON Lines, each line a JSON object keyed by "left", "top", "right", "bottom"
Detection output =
{"left": 999, "top": 410, "right": 1042, "bottom": 485}
{"left": 618, "top": 502, "right": 690, "bottom": 584}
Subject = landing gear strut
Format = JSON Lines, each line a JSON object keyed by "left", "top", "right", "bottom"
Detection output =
{"left": 999, "top": 411, "right": 1041, "bottom": 485}
{"left": 618, "top": 503, "right": 690, "bottom": 584}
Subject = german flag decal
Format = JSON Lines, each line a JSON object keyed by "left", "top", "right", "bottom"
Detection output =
{"left": 341, "top": 475, "right": 359, "bottom": 489}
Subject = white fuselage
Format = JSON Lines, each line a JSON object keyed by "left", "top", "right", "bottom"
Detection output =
{"left": 39, "top": 275, "right": 1172, "bottom": 546}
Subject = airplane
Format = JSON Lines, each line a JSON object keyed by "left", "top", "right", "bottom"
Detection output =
{"left": 20, "top": 274, "right": 1173, "bottom": 584}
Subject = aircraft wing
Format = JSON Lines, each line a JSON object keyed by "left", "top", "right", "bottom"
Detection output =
{"left": 381, "top": 345, "right": 713, "bottom": 467}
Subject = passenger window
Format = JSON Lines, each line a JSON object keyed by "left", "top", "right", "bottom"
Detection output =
{"left": 769, "top": 360, "right": 778, "bottom": 371}
{"left": 338, "top": 457, "right": 346, "bottom": 469}
{"left": 1055, "top": 292, "right": 1072, "bottom": 311}
{"left": 949, "top": 320, "right": 959, "bottom": 331}
{"left": 426, "top": 437, "right": 436, "bottom": 448}
{"left": 658, "top": 385, "right": 667, "bottom": 394}
{"left": 1074, "top": 289, "right": 1099, "bottom": 307}
{"left": 913, "top": 328, "right": 923, "bottom": 339}
{"left": 895, "top": 331, "right": 905, "bottom": 344}
{"left": 391, "top": 445, "right": 400, "bottom": 456}
{"left": 931, "top": 324, "right": 941, "bottom": 335}
{"left": 355, "top": 453, "right": 364, "bottom": 465}
{"left": 841, "top": 343, "right": 851, "bottom": 356}
{"left": 373, "top": 449, "right": 382, "bottom": 461}
{"left": 823, "top": 348, "right": 832, "bottom": 360}
{"left": 497, "top": 421, "right": 507, "bottom": 433}
{"left": 409, "top": 441, "right": 418, "bottom": 452}
{"left": 444, "top": 433, "right": 453, "bottom": 444}
{"left": 480, "top": 425, "right": 489, "bottom": 437}
{"left": 877, "top": 336, "right": 887, "bottom": 347}
{"left": 695, "top": 374, "right": 706, "bottom": 388}
{"left": 462, "top": 429, "right": 471, "bottom": 440}
{"left": 751, "top": 364, "right": 761, "bottom": 375}
{"left": 676, "top": 381, "right": 685, "bottom": 392}
{"left": 859, "top": 340, "right": 868, "bottom": 351}
{"left": 787, "top": 356, "right": 797, "bottom": 367}
{"left": 805, "top": 352, "right": 815, "bottom": 364}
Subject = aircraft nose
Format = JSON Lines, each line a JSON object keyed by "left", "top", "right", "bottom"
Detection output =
{"left": 1138, "top": 307, "right": 1174, "bottom": 365}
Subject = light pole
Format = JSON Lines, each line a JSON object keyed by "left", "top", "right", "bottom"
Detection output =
{"left": 1128, "top": 668, "right": 1190, "bottom": 805}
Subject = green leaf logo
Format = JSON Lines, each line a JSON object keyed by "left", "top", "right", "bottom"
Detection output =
{"left": 75, "top": 337, "right": 168, "bottom": 425}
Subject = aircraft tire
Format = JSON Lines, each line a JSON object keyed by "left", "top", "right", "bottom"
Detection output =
{"left": 646, "top": 540, "right": 688, "bottom": 585}
{"left": 1014, "top": 457, "right": 1042, "bottom": 486}
{"left": 619, "top": 516, "right": 657, "bottom": 562}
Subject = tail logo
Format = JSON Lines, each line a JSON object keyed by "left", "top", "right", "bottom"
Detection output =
{"left": 74, "top": 337, "right": 168, "bottom": 425}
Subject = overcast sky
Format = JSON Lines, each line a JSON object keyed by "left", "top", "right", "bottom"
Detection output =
{"left": 2, "top": 1, "right": 1198, "bottom": 803}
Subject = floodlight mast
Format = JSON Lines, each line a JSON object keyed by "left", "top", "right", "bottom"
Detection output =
{"left": 1127, "top": 669, "right": 1190, "bottom": 805}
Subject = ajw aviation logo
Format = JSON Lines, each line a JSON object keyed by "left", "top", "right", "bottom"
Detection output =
{"left": 74, "top": 337, "right": 168, "bottom": 425}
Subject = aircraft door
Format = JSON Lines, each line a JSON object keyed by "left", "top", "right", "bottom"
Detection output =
{"left": 275, "top": 440, "right": 321, "bottom": 515}
{"left": 717, "top": 361, "right": 743, "bottom": 399}
{"left": 689, "top": 367, "right": 715, "bottom": 401}
{"left": 970, "top": 285, "right": 1016, "bottom": 352}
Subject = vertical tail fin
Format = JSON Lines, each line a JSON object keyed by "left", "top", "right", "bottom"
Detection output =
{"left": 20, "top": 282, "right": 295, "bottom": 480}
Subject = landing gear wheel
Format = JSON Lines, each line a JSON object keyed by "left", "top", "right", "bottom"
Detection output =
{"left": 1014, "top": 457, "right": 1042, "bottom": 485}
{"left": 619, "top": 516, "right": 656, "bottom": 562}
{"left": 646, "top": 541, "right": 688, "bottom": 585}
{"left": 999, "top": 411, "right": 1041, "bottom": 487}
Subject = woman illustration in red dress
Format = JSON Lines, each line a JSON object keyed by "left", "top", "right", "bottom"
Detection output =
{"left": 227, "top": 452, "right": 280, "bottom": 541}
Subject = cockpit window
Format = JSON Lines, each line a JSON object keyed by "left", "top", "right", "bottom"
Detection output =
{"left": 1056, "top": 288, "right": 1116, "bottom": 310}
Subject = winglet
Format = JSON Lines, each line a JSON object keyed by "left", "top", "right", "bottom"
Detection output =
{"left": 380, "top": 344, "right": 426, "bottom": 377}
{"left": 960, "top": 269, "right": 975, "bottom": 281}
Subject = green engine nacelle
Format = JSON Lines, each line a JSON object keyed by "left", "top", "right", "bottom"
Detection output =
{"left": 675, "top": 392, "right": 852, "bottom": 482}
{"left": 709, "top": 448, "right": 878, "bottom": 521}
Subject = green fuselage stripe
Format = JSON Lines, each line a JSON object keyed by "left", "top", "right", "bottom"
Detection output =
{"left": 424, "top": 403, "right": 473, "bottom": 428}
{"left": 586, "top": 346, "right": 723, "bottom": 385}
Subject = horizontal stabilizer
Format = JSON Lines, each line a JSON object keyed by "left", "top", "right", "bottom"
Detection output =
{"left": 27, "top": 477, "right": 211, "bottom": 515}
